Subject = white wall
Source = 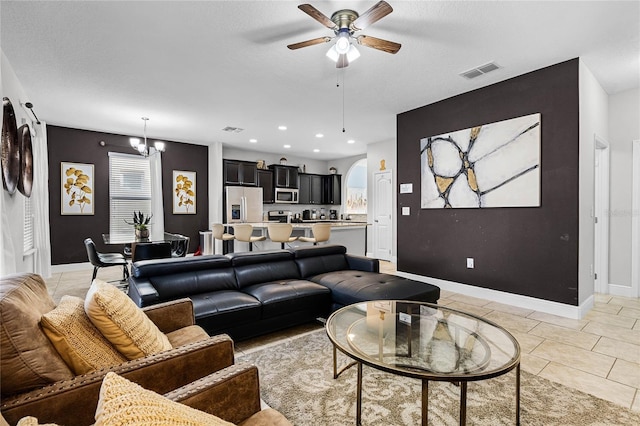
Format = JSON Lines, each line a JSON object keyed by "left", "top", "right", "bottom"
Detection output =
{"left": 578, "top": 59, "right": 609, "bottom": 304}
{"left": 1, "top": 52, "right": 32, "bottom": 275}
{"left": 366, "top": 139, "right": 396, "bottom": 259}
{"left": 608, "top": 88, "right": 640, "bottom": 288}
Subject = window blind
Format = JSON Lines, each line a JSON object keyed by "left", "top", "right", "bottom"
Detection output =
{"left": 109, "top": 152, "right": 152, "bottom": 236}
{"left": 23, "top": 196, "right": 34, "bottom": 252}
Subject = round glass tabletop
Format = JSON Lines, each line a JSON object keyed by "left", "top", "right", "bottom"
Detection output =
{"left": 326, "top": 300, "right": 520, "bottom": 382}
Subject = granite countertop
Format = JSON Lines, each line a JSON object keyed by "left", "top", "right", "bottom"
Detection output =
{"left": 225, "top": 221, "right": 368, "bottom": 228}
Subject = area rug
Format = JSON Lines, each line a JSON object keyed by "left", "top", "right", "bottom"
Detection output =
{"left": 238, "top": 329, "right": 640, "bottom": 426}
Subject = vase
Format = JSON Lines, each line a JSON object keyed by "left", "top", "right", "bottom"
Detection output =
{"left": 135, "top": 228, "right": 150, "bottom": 239}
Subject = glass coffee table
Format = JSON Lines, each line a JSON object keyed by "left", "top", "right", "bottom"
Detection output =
{"left": 326, "top": 300, "right": 521, "bottom": 426}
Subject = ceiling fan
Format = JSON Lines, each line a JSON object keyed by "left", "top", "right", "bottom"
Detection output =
{"left": 287, "top": 1, "right": 401, "bottom": 68}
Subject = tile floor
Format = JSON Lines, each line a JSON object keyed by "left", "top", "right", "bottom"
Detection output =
{"left": 47, "top": 261, "right": 640, "bottom": 411}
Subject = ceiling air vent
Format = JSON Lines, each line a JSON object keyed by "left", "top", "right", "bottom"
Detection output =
{"left": 222, "top": 126, "right": 244, "bottom": 133}
{"left": 460, "top": 62, "right": 501, "bottom": 79}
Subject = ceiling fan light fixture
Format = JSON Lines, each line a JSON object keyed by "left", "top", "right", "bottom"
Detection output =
{"left": 335, "top": 31, "right": 351, "bottom": 54}
{"left": 326, "top": 45, "right": 340, "bottom": 62}
{"left": 346, "top": 44, "right": 360, "bottom": 62}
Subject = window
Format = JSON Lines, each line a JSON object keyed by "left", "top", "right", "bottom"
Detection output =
{"left": 345, "top": 159, "right": 367, "bottom": 214}
{"left": 109, "top": 152, "right": 151, "bottom": 236}
{"left": 23, "top": 196, "right": 34, "bottom": 253}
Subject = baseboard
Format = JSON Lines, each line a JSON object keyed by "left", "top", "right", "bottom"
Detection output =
{"left": 608, "top": 283, "right": 637, "bottom": 298}
{"left": 396, "top": 271, "right": 594, "bottom": 319}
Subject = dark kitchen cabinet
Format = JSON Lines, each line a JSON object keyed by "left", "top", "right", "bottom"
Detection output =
{"left": 269, "top": 165, "right": 299, "bottom": 189}
{"left": 299, "top": 173, "right": 323, "bottom": 204}
{"left": 224, "top": 160, "right": 257, "bottom": 186}
{"left": 257, "top": 169, "right": 274, "bottom": 203}
{"left": 323, "top": 174, "right": 342, "bottom": 205}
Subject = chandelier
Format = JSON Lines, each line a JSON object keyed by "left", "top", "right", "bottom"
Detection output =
{"left": 129, "top": 117, "right": 165, "bottom": 157}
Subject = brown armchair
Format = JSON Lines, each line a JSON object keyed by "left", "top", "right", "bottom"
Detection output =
{"left": 0, "top": 273, "right": 235, "bottom": 425}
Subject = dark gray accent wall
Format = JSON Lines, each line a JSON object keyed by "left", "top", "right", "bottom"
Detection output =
{"left": 47, "top": 126, "right": 209, "bottom": 265}
{"left": 397, "top": 59, "right": 580, "bottom": 305}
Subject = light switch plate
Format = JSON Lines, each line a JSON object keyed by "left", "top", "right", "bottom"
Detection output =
{"left": 402, "top": 207, "right": 410, "bottom": 215}
{"left": 400, "top": 183, "right": 413, "bottom": 194}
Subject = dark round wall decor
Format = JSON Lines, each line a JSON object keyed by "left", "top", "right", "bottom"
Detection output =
{"left": 2, "top": 97, "right": 20, "bottom": 195}
{"left": 17, "top": 124, "right": 33, "bottom": 197}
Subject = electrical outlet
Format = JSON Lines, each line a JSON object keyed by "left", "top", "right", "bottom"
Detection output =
{"left": 466, "top": 258, "right": 474, "bottom": 269}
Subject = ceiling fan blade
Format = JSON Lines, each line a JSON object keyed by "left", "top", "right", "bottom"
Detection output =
{"left": 351, "top": 1, "right": 393, "bottom": 31}
{"left": 287, "top": 36, "right": 332, "bottom": 50}
{"left": 336, "top": 54, "right": 349, "bottom": 68}
{"left": 356, "top": 35, "right": 401, "bottom": 54}
{"left": 298, "top": 4, "right": 338, "bottom": 30}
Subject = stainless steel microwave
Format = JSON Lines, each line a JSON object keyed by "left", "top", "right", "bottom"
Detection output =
{"left": 274, "top": 188, "right": 299, "bottom": 204}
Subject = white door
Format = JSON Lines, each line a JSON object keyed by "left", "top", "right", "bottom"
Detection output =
{"left": 373, "top": 170, "right": 393, "bottom": 261}
{"left": 594, "top": 137, "right": 610, "bottom": 294}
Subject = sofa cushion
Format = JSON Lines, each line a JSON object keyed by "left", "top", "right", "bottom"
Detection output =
{"left": 229, "top": 250, "right": 301, "bottom": 289}
{"left": 85, "top": 279, "right": 172, "bottom": 360}
{"left": 0, "top": 273, "right": 73, "bottom": 397}
{"left": 40, "top": 295, "right": 127, "bottom": 374}
{"left": 132, "top": 255, "right": 231, "bottom": 278}
{"left": 290, "top": 245, "right": 350, "bottom": 278}
{"left": 165, "top": 325, "right": 210, "bottom": 348}
{"left": 309, "top": 270, "right": 441, "bottom": 307}
{"left": 190, "top": 290, "right": 261, "bottom": 324}
{"left": 15, "top": 417, "right": 58, "bottom": 426}
{"left": 148, "top": 267, "right": 239, "bottom": 301}
{"left": 95, "top": 372, "right": 234, "bottom": 426}
{"left": 239, "top": 408, "right": 292, "bottom": 426}
{"left": 242, "top": 279, "right": 331, "bottom": 318}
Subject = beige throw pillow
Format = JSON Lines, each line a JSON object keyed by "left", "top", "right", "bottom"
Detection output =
{"left": 16, "top": 417, "right": 59, "bottom": 426}
{"left": 95, "top": 372, "right": 234, "bottom": 426}
{"left": 84, "top": 279, "right": 172, "bottom": 360}
{"left": 41, "top": 296, "right": 127, "bottom": 374}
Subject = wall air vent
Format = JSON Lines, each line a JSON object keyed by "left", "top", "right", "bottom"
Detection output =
{"left": 222, "top": 126, "right": 244, "bottom": 133}
{"left": 460, "top": 62, "right": 501, "bottom": 79}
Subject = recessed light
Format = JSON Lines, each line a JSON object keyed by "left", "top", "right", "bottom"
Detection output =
{"left": 278, "top": 125, "right": 287, "bottom": 130}
{"left": 347, "top": 139, "right": 355, "bottom": 144}
{"left": 249, "top": 139, "right": 257, "bottom": 143}
{"left": 283, "top": 144, "right": 291, "bottom": 149}
{"left": 315, "top": 133, "right": 324, "bottom": 138}
{"left": 313, "top": 149, "right": 320, "bottom": 153}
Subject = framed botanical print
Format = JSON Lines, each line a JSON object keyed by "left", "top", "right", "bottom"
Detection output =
{"left": 173, "top": 170, "right": 196, "bottom": 214}
{"left": 61, "top": 162, "right": 94, "bottom": 215}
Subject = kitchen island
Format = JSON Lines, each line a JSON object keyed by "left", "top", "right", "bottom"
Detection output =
{"left": 224, "top": 221, "right": 369, "bottom": 255}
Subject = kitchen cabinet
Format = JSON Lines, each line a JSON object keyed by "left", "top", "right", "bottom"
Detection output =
{"left": 269, "top": 165, "right": 299, "bottom": 189}
{"left": 224, "top": 160, "right": 257, "bottom": 186}
{"left": 298, "top": 173, "right": 323, "bottom": 204}
{"left": 257, "top": 169, "right": 274, "bottom": 203}
{"left": 323, "top": 174, "right": 342, "bottom": 205}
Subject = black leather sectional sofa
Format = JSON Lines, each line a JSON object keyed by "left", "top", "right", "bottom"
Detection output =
{"left": 128, "top": 245, "right": 440, "bottom": 340}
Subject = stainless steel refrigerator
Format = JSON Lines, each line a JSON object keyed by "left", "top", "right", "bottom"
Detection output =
{"left": 225, "top": 187, "right": 263, "bottom": 223}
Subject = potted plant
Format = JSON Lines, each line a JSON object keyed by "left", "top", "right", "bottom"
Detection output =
{"left": 125, "top": 211, "right": 153, "bottom": 239}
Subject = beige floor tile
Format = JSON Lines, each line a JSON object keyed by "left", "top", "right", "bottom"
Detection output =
{"left": 582, "top": 320, "right": 640, "bottom": 346}
{"left": 609, "top": 296, "right": 640, "bottom": 310}
{"left": 436, "top": 298, "right": 456, "bottom": 307}
{"left": 438, "top": 290, "right": 457, "bottom": 300}
{"left": 510, "top": 331, "right": 544, "bottom": 353}
{"left": 633, "top": 392, "right": 640, "bottom": 412}
{"left": 482, "top": 301, "right": 534, "bottom": 318}
{"left": 620, "top": 307, "right": 640, "bottom": 320}
{"left": 594, "top": 293, "right": 613, "bottom": 304}
{"left": 526, "top": 311, "right": 589, "bottom": 330}
{"left": 446, "top": 293, "right": 490, "bottom": 307}
{"left": 591, "top": 301, "right": 623, "bottom": 315}
{"left": 528, "top": 322, "right": 600, "bottom": 350}
{"left": 444, "top": 301, "right": 493, "bottom": 317}
{"left": 530, "top": 340, "right": 615, "bottom": 377}
{"left": 608, "top": 359, "right": 640, "bottom": 388}
{"left": 592, "top": 337, "right": 640, "bottom": 364}
{"left": 520, "top": 352, "right": 549, "bottom": 375}
{"left": 585, "top": 309, "right": 637, "bottom": 329}
{"left": 634, "top": 321, "right": 640, "bottom": 332}
{"left": 538, "top": 362, "right": 637, "bottom": 409}
{"left": 484, "top": 311, "right": 540, "bottom": 334}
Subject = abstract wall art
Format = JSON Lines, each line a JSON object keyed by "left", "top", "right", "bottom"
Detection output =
{"left": 420, "top": 113, "right": 541, "bottom": 208}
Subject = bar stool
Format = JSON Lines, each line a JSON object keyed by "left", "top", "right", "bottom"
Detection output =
{"left": 212, "top": 223, "right": 235, "bottom": 254}
{"left": 267, "top": 223, "right": 298, "bottom": 249}
{"left": 233, "top": 224, "right": 266, "bottom": 252}
{"left": 298, "top": 223, "right": 332, "bottom": 246}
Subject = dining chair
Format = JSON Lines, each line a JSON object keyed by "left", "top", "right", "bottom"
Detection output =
{"left": 233, "top": 224, "right": 265, "bottom": 252}
{"left": 298, "top": 223, "right": 332, "bottom": 246}
{"left": 167, "top": 233, "right": 190, "bottom": 257}
{"left": 267, "top": 223, "right": 298, "bottom": 249}
{"left": 212, "top": 223, "right": 235, "bottom": 254}
{"left": 131, "top": 242, "right": 173, "bottom": 262}
{"left": 84, "top": 238, "right": 130, "bottom": 283}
